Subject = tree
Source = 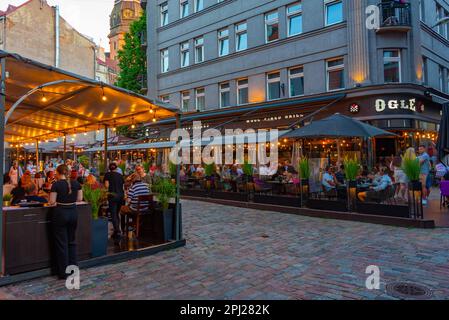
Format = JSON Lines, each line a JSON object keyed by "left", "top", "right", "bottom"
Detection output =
{"left": 116, "top": 11, "right": 146, "bottom": 93}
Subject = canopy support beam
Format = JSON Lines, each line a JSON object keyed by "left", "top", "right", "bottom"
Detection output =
{"left": 0, "top": 57, "right": 6, "bottom": 276}
{"left": 175, "top": 114, "right": 182, "bottom": 241}
{"left": 104, "top": 125, "right": 108, "bottom": 169}
{"left": 63, "top": 135, "right": 67, "bottom": 161}
{"left": 35, "top": 139, "right": 39, "bottom": 169}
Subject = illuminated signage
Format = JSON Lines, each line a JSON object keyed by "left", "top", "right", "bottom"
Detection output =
{"left": 375, "top": 98, "right": 424, "bottom": 113}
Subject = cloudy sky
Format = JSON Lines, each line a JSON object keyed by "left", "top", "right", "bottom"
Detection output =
{"left": 0, "top": 0, "right": 114, "bottom": 50}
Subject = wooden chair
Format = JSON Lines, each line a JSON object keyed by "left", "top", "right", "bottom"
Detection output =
{"left": 123, "top": 195, "right": 154, "bottom": 238}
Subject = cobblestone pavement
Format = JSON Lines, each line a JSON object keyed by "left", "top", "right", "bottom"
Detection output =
{"left": 1, "top": 200, "right": 449, "bottom": 300}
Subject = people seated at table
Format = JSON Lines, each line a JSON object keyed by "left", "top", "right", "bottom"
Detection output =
{"left": 322, "top": 166, "right": 337, "bottom": 192}
{"left": 335, "top": 165, "right": 345, "bottom": 185}
{"left": 136, "top": 164, "right": 152, "bottom": 188}
{"left": 126, "top": 173, "right": 151, "bottom": 212}
{"left": 357, "top": 168, "right": 393, "bottom": 202}
{"left": 11, "top": 179, "right": 26, "bottom": 205}
{"left": 23, "top": 182, "right": 48, "bottom": 204}
{"left": 277, "top": 160, "right": 297, "bottom": 176}
{"left": 43, "top": 170, "right": 56, "bottom": 193}
{"left": 259, "top": 162, "right": 277, "bottom": 178}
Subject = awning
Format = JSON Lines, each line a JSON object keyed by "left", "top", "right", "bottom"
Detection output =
{"left": 0, "top": 50, "right": 178, "bottom": 143}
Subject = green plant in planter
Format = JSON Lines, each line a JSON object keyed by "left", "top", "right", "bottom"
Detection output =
{"left": 204, "top": 163, "right": 216, "bottom": 177}
{"left": 78, "top": 155, "right": 89, "bottom": 169}
{"left": 401, "top": 155, "right": 420, "bottom": 182}
{"left": 153, "top": 178, "right": 176, "bottom": 210}
{"left": 298, "top": 158, "right": 311, "bottom": 179}
{"left": 168, "top": 161, "right": 177, "bottom": 178}
{"left": 242, "top": 161, "right": 254, "bottom": 176}
{"left": 344, "top": 157, "right": 360, "bottom": 181}
{"left": 142, "top": 161, "right": 151, "bottom": 173}
{"left": 98, "top": 161, "right": 107, "bottom": 177}
{"left": 83, "top": 185, "right": 107, "bottom": 220}
{"left": 117, "top": 161, "right": 126, "bottom": 175}
{"left": 3, "top": 193, "right": 13, "bottom": 206}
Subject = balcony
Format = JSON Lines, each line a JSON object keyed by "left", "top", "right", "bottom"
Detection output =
{"left": 139, "top": 31, "right": 147, "bottom": 49}
{"left": 377, "top": 1, "right": 411, "bottom": 33}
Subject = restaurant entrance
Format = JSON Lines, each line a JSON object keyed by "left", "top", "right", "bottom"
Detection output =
{"left": 375, "top": 138, "right": 396, "bottom": 159}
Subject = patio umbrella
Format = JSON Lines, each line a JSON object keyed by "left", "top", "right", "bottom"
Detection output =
{"left": 281, "top": 113, "right": 396, "bottom": 139}
{"left": 436, "top": 103, "right": 449, "bottom": 163}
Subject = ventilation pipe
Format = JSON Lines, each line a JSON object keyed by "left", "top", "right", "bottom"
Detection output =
{"left": 54, "top": 5, "right": 60, "bottom": 68}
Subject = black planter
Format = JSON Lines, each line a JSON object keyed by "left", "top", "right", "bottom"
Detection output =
{"left": 307, "top": 199, "right": 348, "bottom": 212}
{"left": 408, "top": 180, "right": 423, "bottom": 219}
{"left": 254, "top": 194, "right": 301, "bottom": 207}
{"left": 181, "top": 188, "right": 210, "bottom": 198}
{"left": 211, "top": 191, "right": 248, "bottom": 202}
{"left": 300, "top": 179, "right": 309, "bottom": 205}
{"left": 155, "top": 207, "right": 174, "bottom": 242}
{"left": 347, "top": 180, "right": 357, "bottom": 212}
{"left": 91, "top": 217, "right": 108, "bottom": 258}
{"left": 355, "top": 202, "right": 410, "bottom": 218}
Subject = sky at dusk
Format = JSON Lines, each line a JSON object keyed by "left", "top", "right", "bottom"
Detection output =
{"left": 0, "top": 0, "right": 114, "bottom": 50}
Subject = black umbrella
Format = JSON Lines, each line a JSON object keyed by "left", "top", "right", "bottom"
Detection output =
{"left": 436, "top": 102, "right": 449, "bottom": 161}
{"left": 281, "top": 113, "right": 396, "bottom": 139}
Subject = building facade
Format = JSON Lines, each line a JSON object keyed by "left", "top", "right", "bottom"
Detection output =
{"left": 144, "top": 0, "right": 449, "bottom": 159}
{"left": 0, "top": 0, "right": 96, "bottom": 78}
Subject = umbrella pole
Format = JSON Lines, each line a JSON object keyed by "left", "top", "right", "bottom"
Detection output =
{"left": 337, "top": 139, "right": 341, "bottom": 165}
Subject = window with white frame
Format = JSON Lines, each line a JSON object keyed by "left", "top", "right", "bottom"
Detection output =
{"left": 181, "top": 91, "right": 190, "bottom": 111}
{"left": 180, "top": 41, "right": 190, "bottom": 68}
{"left": 195, "top": 88, "right": 205, "bottom": 111}
{"left": 326, "top": 58, "right": 344, "bottom": 91}
{"left": 194, "top": 0, "right": 204, "bottom": 13}
{"left": 160, "top": 95, "right": 170, "bottom": 103}
{"left": 267, "top": 72, "right": 281, "bottom": 100}
{"left": 237, "top": 79, "right": 249, "bottom": 105}
{"left": 195, "top": 37, "right": 204, "bottom": 63}
{"left": 235, "top": 22, "right": 248, "bottom": 52}
{"left": 265, "top": 11, "right": 279, "bottom": 43}
{"left": 287, "top": 2, "right": 302, "bottom": 37}
{"left": 383, "top": 50, "right": 401, "bottom": 83}
{"left": 289, "top": 66, "right": 304, "bottom": 97}
{"left": 218, "top": 28, "right": 230, "bottom": 57}
{"left": 325, "top": 0, "right": 343, "bottom": 26}
{"left": 160, "top": 2, "right": 169, "bottom": 27}
{"left": 180, "top": 0, "right": 189, "bottom": 18}
{"left": 219, "top": 82, "right": 231, "bottom": 108}
{"left": 161, "top": 49, "right": 169, "bottom": 73}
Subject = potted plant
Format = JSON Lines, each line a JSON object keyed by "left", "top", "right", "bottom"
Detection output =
{"left": 118, "top": 161, "right": 126, "bottom": 176}
{"left": 298, "top": 157, "right": 311, "bottom": 204}
{"left": 168, "top": 161, "right": 177, "bottom": 183}
{"left": 143, "top": 161, "right": 151, "bottom": 174}
{"left": 83, "top": 184, "right": 109, "bottom": 257}
{"left": 3, "top": 194, "right": 13, "bottom": 207}
{"left": 401, "top": 151, "right": 423, "bottom": 219}
{"left": 98, "top": 160, "right": 106, "bottom": 180}
{"left": 344, "top": 157, "right": 360, "bottom": 211}
{"left": 204, "top": 163, "right": 216, "bottom": 190}
{"left": 152, "top": 178, "right": 177, "bottom": 241}
{"left": 78, "top": 155, "right": 90, "bottom": 170}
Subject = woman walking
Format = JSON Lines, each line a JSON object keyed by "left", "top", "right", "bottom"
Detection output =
{"left": 48, "top": 165, "right": 83, "bottom": 280}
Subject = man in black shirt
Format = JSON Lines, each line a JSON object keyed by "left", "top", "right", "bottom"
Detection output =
{"left": 104, "top": 163, "right": 125, "bottom": 239}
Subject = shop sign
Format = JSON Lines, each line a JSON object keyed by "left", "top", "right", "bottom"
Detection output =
{"left": 375, "top": 98, "right": 424, "bottom": 113}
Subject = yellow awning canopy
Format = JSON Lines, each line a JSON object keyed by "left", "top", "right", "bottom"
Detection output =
{"left": 0, "top": 50, "right": 178, "bottom": 143}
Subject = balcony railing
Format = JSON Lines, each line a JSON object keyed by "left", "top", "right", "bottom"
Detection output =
{"left": 378, "top": 1, "right": 411, "bottom": 29}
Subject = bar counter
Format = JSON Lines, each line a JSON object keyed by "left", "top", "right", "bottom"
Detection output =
{"left": 1, "top": 203, "right": 92, "bottom": 275}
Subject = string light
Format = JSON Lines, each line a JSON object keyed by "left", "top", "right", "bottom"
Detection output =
{"left": 101, "top": 86, "right": 107, "bottom": 101}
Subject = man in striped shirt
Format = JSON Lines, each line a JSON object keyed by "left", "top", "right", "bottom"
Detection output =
{"left": 126, "top": 174, "right": 151, "bottom": 212}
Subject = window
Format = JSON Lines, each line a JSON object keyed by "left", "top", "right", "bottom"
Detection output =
{"left": 161, "top": 49, "right": 169, "bottom": 73}
{"left": 419, "top": 0, "right": 425, "bottom": 21}
{"left": 325, "top": 0, "right": 343, "bottom": 26}
{"left": 218, "top": 28, "right": 230, "bottom": 57}
{"left": 194, "top": 0, "right": 204, "bottom": 13}
{"left": 237, "top": 79, "right": 249, "bottom": 105}
{"left": 439, "top": 66, "right": 445, "bottom": 91}
{"left": 265, "top": 11, "right": 279, "bottom": 43}
{"left": 160, "top": 95, "right": 170, "bottom": 103}
{"left": 235, "top": 22, "right": 248, "bottom": 52}
{"left": 219, "top": 82, "right": 231, "bottom": 108}
{"left": 267, "top": 72, "right": 281, "bottom": 100}
{"left": 180, "top": 41, "right": 190, "bottom": 68}
{"left": 422, "top": 57, "right": 427, "bottom": 85}
{"left": 160, "top": 2, "right": 168, "bottom": 27}
{"left": 287, "top": 2, "right": 303, "bottom": 37}
{"left": 194, "top": 37, "right": 204, "bottom": 63}
{"left": 181, "top": 91, "right": 190, "bottom": 111}
{"left": 326, "top": 58, "right": 345, "bottom": 91}
{"left": 195, "top": 88, "right": 205, "bottom": 111}
{"left": 289, "top": 66, "right": 304, "bottom": 97}
{"left": 180, "top": 0, "right": 189, "bottom": 18}
{"left": 383, "top": 50, "right": 401, "bottom": 83}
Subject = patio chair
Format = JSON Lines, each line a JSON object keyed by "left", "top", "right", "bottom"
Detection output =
{"left": 321, "top": 185, "right": 337, "bottom": 200}
{"left": 123, "top": 195, "right": 154, "bottom": 238}
{"left": 440, "top": 181, "right": 449, "bottom": 209}
{"left": 254, "top": 178, "right": 272, "bottom": 195}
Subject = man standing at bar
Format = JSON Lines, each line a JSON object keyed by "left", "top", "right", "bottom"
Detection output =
{"left": 418, "top": 145, "right": 431, "bottom": 206}
{"left": 104, "top": 163, "right": 125, "bottom": 239}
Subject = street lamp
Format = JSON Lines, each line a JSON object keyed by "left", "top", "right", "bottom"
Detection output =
{"left": 433, "top": 16, "right": 449, "bottom": 28}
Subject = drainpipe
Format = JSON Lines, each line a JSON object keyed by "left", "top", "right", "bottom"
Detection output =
{"left": 54, "top": 5, "right": 60, "bottom": 68}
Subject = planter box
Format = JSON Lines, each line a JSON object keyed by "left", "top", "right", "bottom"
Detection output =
{"left": 211, "top": 191, "right": 248, "bottom": 202}
{"left": 355, "top": 202, "right": 410, "bottom": 218}
{"left": 154, "top": 207, "right": 174, "bottom": 242}
{"left": 181, "top": 188, "right": 209, "bottom": 198}
{"left": 307, "top": 199, "right": 348, "bottom": 212}
{"left": 253, "top": 194, "right": 301, "bottom": 207}
{"left": 91, "top": 217, "right": 109, "bottom": 258}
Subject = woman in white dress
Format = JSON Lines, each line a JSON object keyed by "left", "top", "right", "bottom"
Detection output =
{"left": 9, "top": 162, "right": 19, "bottom": 186}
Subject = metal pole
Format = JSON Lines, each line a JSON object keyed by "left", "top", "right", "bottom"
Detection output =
{"left": 0, "top": 57, "right": 6, "bottom": 276}
{"left": 104, "top": 125, "right": 108, "bottom": 168}
{"left": 63, "top": 134, "right": 67, "bottom": 161}
{"left": 175, "top": 114, "right": 182, "bottom": 241}
{"left": 35, "top": 139, "right": 39, "bottom": 172}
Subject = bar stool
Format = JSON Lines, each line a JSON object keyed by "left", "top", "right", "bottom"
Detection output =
{"left": 123, "top": 195, "right": 154, "bottom": 238}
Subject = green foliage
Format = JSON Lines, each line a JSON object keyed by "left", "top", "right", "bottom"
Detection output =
{"left": 204, "top": 163, "right": 216, "bottom": 177}
{"left": 77, "top": 155, "right": 89, "bottom": 169}
{"left": 153, "top": 178, "right": 176, "bottom": 210}
{"left": 401, "top": 154, "right": 420, "bottom": 181}
{"left": 98, "top": 161, "right": 106, "bottom": 176}
{"left": 118, "top": 162, "right": 126, "bottom": 175}
{"left": 116, "top": 11, "right": 147, "bottom": 93}
{"left": 3, "top": 194, "right": 13, "bottom": 202}
{"left": 83, "top": 185, "right": 107, "bottom": 220}
{"left": 169, "top": 162, "right": 177, "bottom": 178}
{"left": 344, "top": 157, "right": 360, "bottom": 181}
{"left": 143, "top": 161, "right": 151, "bottom": 173}
{"left": 298, "top": 158, "right": 311, "bottom": 179}
{"left": 242, "top": 162, "right": 254, "bottom": 176}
